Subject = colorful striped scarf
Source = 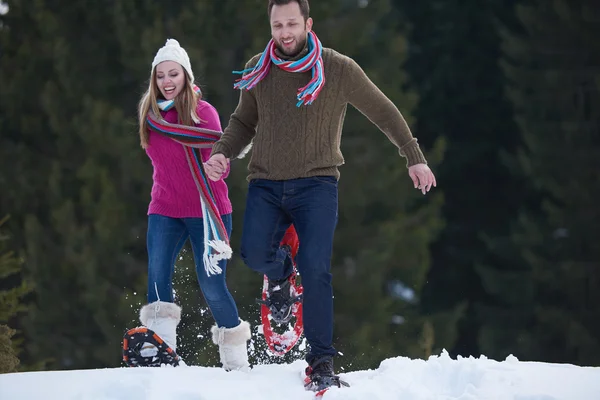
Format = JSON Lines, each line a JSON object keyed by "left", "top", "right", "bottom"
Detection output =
{"left": 149, "top": 90, "right": 231, "bottom": 277}
{"left": 233, "top": 31, "right": 325, "bottom": 107}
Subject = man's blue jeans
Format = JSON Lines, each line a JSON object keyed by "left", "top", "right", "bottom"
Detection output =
{"left": 146, "top": 213, "right": 240, "bottom": 328}
{"left": 241, "top": 177, "right": 339, "bottom": 361}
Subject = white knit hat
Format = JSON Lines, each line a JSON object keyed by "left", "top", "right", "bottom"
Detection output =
{"left": 151, "top": 39, "right": 195, "bottom": 83}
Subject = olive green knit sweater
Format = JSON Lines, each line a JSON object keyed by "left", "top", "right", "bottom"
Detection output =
{"left": 211, "top": 46, "right": 427, "bottom": 181}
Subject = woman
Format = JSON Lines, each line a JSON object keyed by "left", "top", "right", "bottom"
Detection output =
{"left": 135, "top": 38, "right": 250, "bottom": 371}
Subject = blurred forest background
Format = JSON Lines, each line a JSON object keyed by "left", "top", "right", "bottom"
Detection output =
{"left": 1, "top": 0, "right": 598, "bottom": 373}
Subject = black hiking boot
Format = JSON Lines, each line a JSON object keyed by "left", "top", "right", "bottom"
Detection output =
{"left": 304, "top": 356, "right": 349, "bottom": 392}
{"left": 265, "top": 276, "right": 296, "bottom": 324}
{"left": 256, "top": 245, "right": 302, "bottom": 324}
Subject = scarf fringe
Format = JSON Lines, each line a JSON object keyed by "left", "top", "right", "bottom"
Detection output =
{"left": 203, "top": 239, "right": 233, "bottom": 276}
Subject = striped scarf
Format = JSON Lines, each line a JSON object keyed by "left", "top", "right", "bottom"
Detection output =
{"left": 149, "top": 89, "right": 231, "bottom": 277}
{"left": 233, "top": 31, "right": 325, "bottom": 107}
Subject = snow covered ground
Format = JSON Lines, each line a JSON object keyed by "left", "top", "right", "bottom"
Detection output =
{"left": 1, "top": 350, "right": 599, "bottom": 400}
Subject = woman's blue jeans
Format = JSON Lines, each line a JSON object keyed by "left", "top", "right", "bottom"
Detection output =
{"left": 146, "top": 213, "right": 239, "bottom": 328}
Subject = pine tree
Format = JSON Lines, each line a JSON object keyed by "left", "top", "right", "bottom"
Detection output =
{"left": 0, "top": 325, "right": 19, "bottom": 373}
{"left": 485, "top": 0, "right": 600, "bottom": 365}
{"left": 0, "top": 0, "right": 150, "bottom": 369}
{"left": 399, "top": 0, "right": 525, "bottom": 358}
{"left": 0, "top": 216, "right": 33, "bottom": 372}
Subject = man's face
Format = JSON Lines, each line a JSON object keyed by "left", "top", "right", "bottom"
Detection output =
{"left": 270, "top": 2, "right": 313, "bottom": 56}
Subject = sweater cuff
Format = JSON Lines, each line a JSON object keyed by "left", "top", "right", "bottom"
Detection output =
{"left": 211, "top": 142, "right": 233, "bottom": 159}
{"left": 399, "top": 139, "right": 427, "bottom": 167}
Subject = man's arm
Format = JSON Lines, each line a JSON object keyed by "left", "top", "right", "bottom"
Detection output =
{"left": 343, "top": 56, "right": 427, "bottom": 167}
{"left": 210, "top": 87, "right": 258, "bottom": 160}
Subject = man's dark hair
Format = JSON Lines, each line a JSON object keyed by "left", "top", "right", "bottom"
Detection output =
{"left": 268, "top": 0, "right": 310, "bottom": 21}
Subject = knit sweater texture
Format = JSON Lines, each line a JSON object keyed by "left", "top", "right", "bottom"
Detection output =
{"left": 146, "top": 100, "right": 232, "bottom": 218}
{"left": 211, "top": 44, "right": 427, "bottom": 181}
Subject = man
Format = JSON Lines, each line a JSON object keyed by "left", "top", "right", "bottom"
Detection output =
{"left": 205, "top": 0, "right": 436, "bottom": 390}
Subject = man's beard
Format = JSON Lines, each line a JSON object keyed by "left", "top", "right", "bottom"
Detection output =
{"left": 275, "top": 34, "right": 307, "bottom": 57}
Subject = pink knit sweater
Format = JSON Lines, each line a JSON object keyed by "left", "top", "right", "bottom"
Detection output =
{"left": 145, "top": 100, "right": 232, "bottom": 218}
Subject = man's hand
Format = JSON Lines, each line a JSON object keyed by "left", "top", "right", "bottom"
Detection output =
{"left": 204, "top": 153, "right": 230, "bottom": 181}
{"left": 408, "top": 163, "right": 437, "bottom": 195}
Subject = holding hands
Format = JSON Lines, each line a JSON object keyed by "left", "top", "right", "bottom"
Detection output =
{"left": 205, "top": 153, "right": 230, "bottom": 181}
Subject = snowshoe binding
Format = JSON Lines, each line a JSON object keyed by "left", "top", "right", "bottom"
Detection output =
{"left": 303, "top": 356, "right": 350, "bottom": 396}
{"left": 122, "top": 327, "right": 181, "bottom": 367}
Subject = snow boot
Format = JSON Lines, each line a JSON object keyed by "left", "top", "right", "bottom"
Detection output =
{"left": 139, "top": 301, "right": 181, "bottom": 359}
{"left": 211, "top": 320, "right": 251, "bottom": 372}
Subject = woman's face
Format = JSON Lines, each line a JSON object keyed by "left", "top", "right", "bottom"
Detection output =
{"left": 155, "top": 61, "right": 185, "bottom": 100}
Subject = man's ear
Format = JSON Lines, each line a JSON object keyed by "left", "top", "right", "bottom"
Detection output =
{"left": 306, "top": 17, "right": 313, "bottom": 32}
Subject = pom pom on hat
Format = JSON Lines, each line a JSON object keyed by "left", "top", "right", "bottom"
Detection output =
{"left": 152, "top": 39, "right": 195, "bottom": 83}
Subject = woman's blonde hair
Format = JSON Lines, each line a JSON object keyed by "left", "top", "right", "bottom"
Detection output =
{"left": 138, "top": 67, "right": 201, "bottom": 148}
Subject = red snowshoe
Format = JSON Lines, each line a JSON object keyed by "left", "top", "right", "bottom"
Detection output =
{"left": 258, "top": 225, "right": 304, "bottom": 356}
